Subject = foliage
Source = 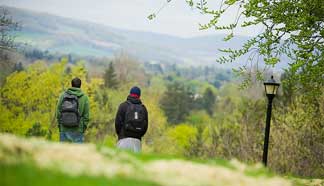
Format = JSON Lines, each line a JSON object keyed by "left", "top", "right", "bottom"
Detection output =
{"left": 113, "top": 52, "right": 148, "bottom": 86}
{"left": 86, "top": 87, "right": 126, "bottom": 143}
{"left": 0, "top": 7, "right": 20, "bottom": 86}
{"left": 157, "top": 64, "right": 233, "bottom": 89}
{"left": 0, "top": 59, "right": 90, "bottom": 140}
{"left": 103, "top": 62, "right": 119, "bottom": 89}
{"left": 25, "top": 122, "right": 47, "bottom": 137}
{"left": 21, "top": 48, "right": 58, "bottom": 62}
{"left": 185, "top": 111, "right": 212, "bottom": 126}
{"left": 0, "top": 7, "right": 19, "bottom": 51}
{"left": 151, "top": 0, "right": 324, "bottom": 96}
{"left": 272, "top": 94, "right": 324, "bottom": 178}
{"left": 165, "top": 124, "right": 198, "bottom": 156}
{"left": 202, "top": 87, "right": 216, "bottom": 116}
{"left": 160, "top": 81, "right": 194, "bottom": 124}
{"left": 142, "top": 92, "right": 168, "bottom": 152}
{"left": 0, "top": 53, "right": 323, "bottom": 178}
{"left": 189, "top": 0, "right": 324, "bottom": 96}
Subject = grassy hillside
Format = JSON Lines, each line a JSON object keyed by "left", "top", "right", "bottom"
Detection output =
{"left": 0, "top": 134, "right": 322, "bottom": 186}
{"left": 3, "top": 6, "right": 249, "bottom": 66}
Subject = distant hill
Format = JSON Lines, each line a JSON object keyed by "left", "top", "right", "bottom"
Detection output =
{"left": 4, "top": 6, "right": 250, "bottom": 67}
{"left": 2, "top": 134, "right": 320, "bottom": 186}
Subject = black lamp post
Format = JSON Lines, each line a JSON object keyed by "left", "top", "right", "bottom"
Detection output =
{"left": 262, "top": 75, "right": 280, "bottom": 166}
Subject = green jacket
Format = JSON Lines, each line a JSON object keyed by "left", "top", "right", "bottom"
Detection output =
{"left": 56, "top": 87, "right": 90, "bottom": 133}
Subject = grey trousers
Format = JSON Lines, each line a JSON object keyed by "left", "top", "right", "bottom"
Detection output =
{"left": 117, "top": 138, "right": 141, "bottom": 153}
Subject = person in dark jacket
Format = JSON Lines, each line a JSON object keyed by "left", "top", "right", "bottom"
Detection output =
{"left": 115, "top": 86, "right": 148, "bottom": 152}
{"left": 56, "top": 77, "right": 90, "bottom": 143}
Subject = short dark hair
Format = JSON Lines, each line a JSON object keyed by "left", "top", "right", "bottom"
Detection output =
{"left": 71, "top": 77, "right": 81, "bottom": 88}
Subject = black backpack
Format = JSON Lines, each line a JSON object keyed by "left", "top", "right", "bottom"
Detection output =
{"left": 124, "top": 101, "right": 147, "bottom": 136}
{"left": 59, "top": 92, "right": 80, "bottom": 127}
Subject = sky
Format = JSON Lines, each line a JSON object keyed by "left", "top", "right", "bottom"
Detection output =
{"left": 0, "top": 0, "right": 261, "bottom": 38}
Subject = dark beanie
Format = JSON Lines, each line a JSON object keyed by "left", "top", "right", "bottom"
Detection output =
{"left": 130, "top": 86, "right": 141, "bottom": 97}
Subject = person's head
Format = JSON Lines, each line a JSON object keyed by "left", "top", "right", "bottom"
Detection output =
{"left": 71, "top": 77, "right": 81, "bottom": 88}
{"left": 129, "top": 86, "right": 141, "bottom": 98}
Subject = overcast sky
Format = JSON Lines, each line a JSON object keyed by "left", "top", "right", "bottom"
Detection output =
{"left": 1, "top": 0, "right": 261, "bottom": 38}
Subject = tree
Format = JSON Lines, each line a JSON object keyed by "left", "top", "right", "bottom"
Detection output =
{"left": 14, "top": 62, "right": 24, "bottom": 72}
{"left": 25, "top": 122, "right": 47, "bottom": 137}
{"left": 0, "top": 8, "right": 19, "bottom": 51}
{"left": 113, "top": 52, "right": 147, "bottom": 86}
{"left": 202, "top": 88, "right": 216, "bottom": 116}
{"left": 0, "top": 7, "right": 20, "bottom": 86}
{"left": 215, "top": 0, "right": 323, "bottom": 96}
{"left": 160, "top": 81, "right": 194, "bottom": 124}
{"left": 151, "top": 0, "right": 324, "bottom": 97}
{"left": 103, "top": 62, "right": 119, "bottom": 89}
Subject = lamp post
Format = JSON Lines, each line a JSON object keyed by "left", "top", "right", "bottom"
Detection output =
{"left": 262, "top": 76, "right": 280, "bottom": 166}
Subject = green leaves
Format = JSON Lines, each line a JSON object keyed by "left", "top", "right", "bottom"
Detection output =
{"left": 186, "top": 0, "right": 194, "bottom": 7}
{"left": 103, "top": 62, "right": 119, "bottom": 89}
{"left": 225, "top": 0, "right": 238, "bottom": 5}
{"left": 223, "top": 33, "right": 234, "bottom": 41}
{"left": 160, "top": 81, "right": 194, "bottom": 124}
{"left": 264, "top": 57, "right": 279, "bottom": 66}
{"left": 183, "top": 0, "right": 324, "bottom": 97}
{"left": 0, "top": 59, "right": 90, "bottom": 137}
{"left": 147, "top": 14, "right": 156, "bottom": 20}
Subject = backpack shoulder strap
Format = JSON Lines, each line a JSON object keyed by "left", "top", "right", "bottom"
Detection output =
{"left": 63, "top": 91, "right": 82, "bottom": 99}
{"left": 127, "top": 101, "right": 144, "bottom": 108}
{"left": 124, "top": 101, "right": 131, "bottom": 113}
{"left": 63, "top": 91, "right": 72, "bottom": 97}
{"left": 63, "top": 91, "right": 69, "bottom": 97}
{"left": 126, "top": 100, "right": 138, "bottom": 107}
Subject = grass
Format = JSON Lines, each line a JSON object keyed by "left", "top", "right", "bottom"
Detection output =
{"left": 0, "top": 163, "right": 159, "bottom": 186}
{"left": 1, "top": 134, "right": 322, "bottom": 186}
{"left": 244, "top": 166, "right": 275, "bottom": 178}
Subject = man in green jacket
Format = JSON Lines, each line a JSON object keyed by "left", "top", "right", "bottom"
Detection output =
{"left": 56, "top": 77, "right": 90, "bottom": 143}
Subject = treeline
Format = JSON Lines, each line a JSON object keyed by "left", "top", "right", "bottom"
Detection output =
{"left": 12, "top": 47, "right": 233, "bottom": 89}
{"left": 144, "top": 62, "right": 232, "bottom": 88}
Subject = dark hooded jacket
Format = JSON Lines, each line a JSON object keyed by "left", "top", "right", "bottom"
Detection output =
{"left": 56, "top": 87, "right": 90, "bottom": 133}
{"left": 115, "top": 95, "right": 148, "bottom": 140}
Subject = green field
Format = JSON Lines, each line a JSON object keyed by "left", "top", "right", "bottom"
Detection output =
{"left": 1, "top": 163, "right": 159, "bottom": 186}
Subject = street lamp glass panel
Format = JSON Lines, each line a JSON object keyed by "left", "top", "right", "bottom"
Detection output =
{"left": 264, "top": 76, "right": 280, "bottom": 95}
{"left": 265, "top": 84, "right": 279, "bottom": 95}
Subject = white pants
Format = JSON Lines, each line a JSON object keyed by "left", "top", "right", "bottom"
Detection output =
{"left": 117, "top": 138, "right": 141, "bottom": 153}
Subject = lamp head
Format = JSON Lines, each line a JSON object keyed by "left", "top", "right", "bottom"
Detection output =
{"left": 264, "top": 76, "right": 280, "bottom": 96}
